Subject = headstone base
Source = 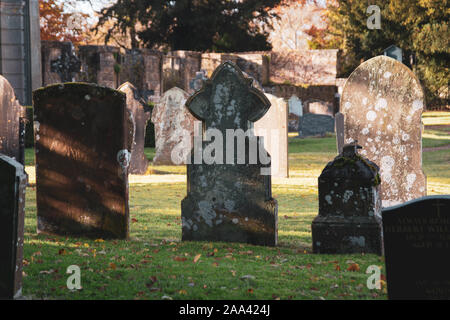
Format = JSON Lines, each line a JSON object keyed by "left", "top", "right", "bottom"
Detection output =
{"left": 182, "top": 197, "right": 278, "bottom": 246}
{"left": 312, "top": 216, "right": 382, "bottom": 254}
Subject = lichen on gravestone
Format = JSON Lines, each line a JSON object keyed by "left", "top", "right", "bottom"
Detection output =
{"left": 181, "top": 61, "right": 278, "bottom": 246}
{"left": 340, "top": 56, "right": 426, "bottom": 207}
{"left": 312, "top": 142, "right": 383, "bottom": 254}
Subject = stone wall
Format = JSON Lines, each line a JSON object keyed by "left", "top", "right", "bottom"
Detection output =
{"left": 270, "top": 50, "right": 339, "bottom": 85}
{"left": 40, "top": 41, "right": 340, "bottom": 106}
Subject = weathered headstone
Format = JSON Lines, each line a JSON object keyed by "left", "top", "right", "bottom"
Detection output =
{"left": 118, "top": 82, "right": 151, "bottom": 174}
{"left": 188, "top": 70, "right": 208, "bottom": 93}
{"left": 33, "top": 83, "right": 132, "bottom": 239}
{"left": 0, "top": 75, "right": 26, "bottom": 162}
{"left": 0, "top": 154, "right": 27, "bottom": 299}
{"left": 298, "top": 113, "right": 334, "bottom": 137}
{"left": 341, "top": 56, "right": 426, "bottom": 207}
{"left": 181, "top": 61, "right": 278, "bottom": 246}
{"left": 382, "top": 195, "right": 450, "bottom": 299}
{"left": 254, "top": 93, "right": 289, "bottom": 178}
{"left": 288, "top": 95, "right": 302, "bottom": 132}
{"left": 151, "top": 87, "right": 196, "bottom": 165}
{"left": 383, "top": 45, "right": 403, "bottom": 63}
{"left": 335, "top": 112, "right": 345, "bottom": 154}
{"left": 312, "top": 143, "right": 382, "bottom": 254}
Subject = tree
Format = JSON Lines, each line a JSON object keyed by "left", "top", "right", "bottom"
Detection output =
{"left": 39, "top": 0, "right": 89, "bottom": 44}
{"left": 95, "top": 0, "right": 283, "bottom": 52}
{"left": 268, "top": 0, "right": 324, "bottom": 51}
{"left": 308, "top": 0, "right": 449, "bottom": 109}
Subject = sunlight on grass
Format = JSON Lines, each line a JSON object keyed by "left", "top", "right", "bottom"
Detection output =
{"left": 21, "top": 113, "right": 450, "bottom": 300}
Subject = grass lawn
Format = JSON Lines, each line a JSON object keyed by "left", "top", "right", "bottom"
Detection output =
{"left": 22, "top": 112, "right": 450, "bottom": 300}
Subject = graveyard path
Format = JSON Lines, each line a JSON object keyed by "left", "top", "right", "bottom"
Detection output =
{"left": 423, "top": 143, "right": 450, "bottom": 152}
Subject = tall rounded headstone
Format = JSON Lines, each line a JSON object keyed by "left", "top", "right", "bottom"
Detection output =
{"left": 0, "top": 75, "right": 25, "bottom": 162}
{"left": 341, "top": 56, "right": 426, "bottom": 207}
{"left": 151, "top": 87, "right": 196, "bottom": 165}
{"left": 118, "top": 82, "right": 151, "bottom": 174}
{"left": 254, "top": 93, "right": 289, "bottom": 178}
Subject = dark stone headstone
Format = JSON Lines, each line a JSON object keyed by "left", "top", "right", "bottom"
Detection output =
{"left": 312, "top": 143, "right": 382, "bottom": 254}
{"left": 0, "top": 155, "right": 27, "bottom": 299}
{"left": 118, "top": 82, "right": 151, "bottom": 174}
{"left": 33, "top": 83, "right": 132, "bottom": 239}
{"left": 382, "top": 195, "right": 450, "bottom": 299}
{"left": 298, "top": 113, "right": 335, "bottom": 137}
{"left": 181, "top": 62, "right": 278, "bottom": 246}
{"left": 0, "top": 75, "right": 26, "bottom": 163}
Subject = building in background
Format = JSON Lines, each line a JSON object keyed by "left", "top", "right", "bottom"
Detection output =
{"left": 0, "top": 0, "right": 41, "bottom": 105}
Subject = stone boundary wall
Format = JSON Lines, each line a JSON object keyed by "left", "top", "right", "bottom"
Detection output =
{"left": 40, "top": 41, "right": 339, "bottom": 106}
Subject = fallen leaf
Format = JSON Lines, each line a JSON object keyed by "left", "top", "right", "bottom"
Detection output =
{"left": 173, "top": 256, "right": 187, "bottom": 262}
{"left": 193, "top": 254, "right": 201, "bottom": 263}
{"left": 347, "top": 263, "right": 360, "bottom": 272}
{"left": 109, "top": 262, "right": 117, "bottom": 270}
{"left": 58, "top": 248, "right": 68, "bottom": 255}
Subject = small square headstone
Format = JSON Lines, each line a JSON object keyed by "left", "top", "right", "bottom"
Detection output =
{"left": 382, "top": 195, "right": 450, "bottom": 299}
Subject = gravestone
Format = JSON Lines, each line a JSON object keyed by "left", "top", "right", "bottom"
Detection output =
{"left": 382, "top": 195, "right": 450, "bottom": 299}
{"left": 0, "top": 75, "right": 26, "bottom": 162}
{"left": 312, "top": 143, "right": 382, "bottom": 254}
{"left": 118, "top": 82, "right": 151, "bottom": 174}
{"left": 33, "top": 83, "right": 132, "bottom": 239}
{"left": 0, "top": 154, "right": 27, "bottom": 299}
{"left": 181, "top": 61, "right": 278, "bottom": 246}
{"left": 306, "top": 100, "right": 334, "bottom": 117}
{"left": 254, "top": 93, "right": 289, "bottom": 178}
{"left": 335, "top": 112, "right": 345, "bottom": 154}
{"left": 288, "top": 95, "right": 302, "bottom": 132}
{"left": 341, "top": 56, "right": 426, "bottom": 207}
{"left": 298, "top": 113, "right": 335, "bottom": 137}
{"left": 384, "top": 45, "right": 402, "bottom": 63}
{"left": 151, "top": 87, "right": 196, "bottom": 165}
{"left": 189, "top": 70, "right": 208, "bottom": 93}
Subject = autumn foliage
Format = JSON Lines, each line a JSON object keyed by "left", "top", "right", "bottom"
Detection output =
{"left": 39, "top": 0, "right": 88, "bottom": 44}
